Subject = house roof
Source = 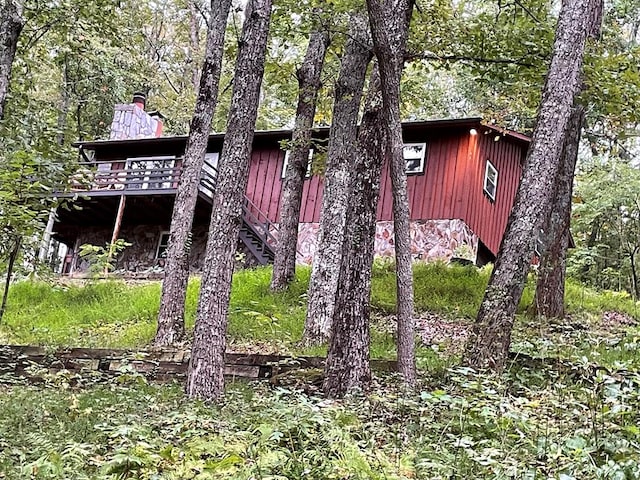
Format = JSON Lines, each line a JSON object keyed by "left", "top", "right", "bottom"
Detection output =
{"left": 73, "top": 117, "right": 530, "bottom": 149}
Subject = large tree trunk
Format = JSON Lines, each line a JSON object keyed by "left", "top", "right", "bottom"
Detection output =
{"left": 324, "top": 65, "right": 384, "bottom": 398}
{"left": 534, "top": 105, "right": 585, "bottom": 318}
{"left": 270, "top": 27, "right": 330, "bottom": 291}
{"left": 533, "top": 0, "right": 602, "bottom": 318}
{"left": 186, "top": 0, "right": 272, "bottom": 401}
{"left": 302, "top": 13, "right": 372, "bottom": 345}
{"left": 463, "top": 0, "right": 603, "bottom": 371}
{"left": 366, "top": 0, "right": 416, "bottom": 387}
{"left": 155, "top": 0, "right": 233, "bottom": 347}
{"left": 0, "top": 0, "right": 23, "bottom": 121}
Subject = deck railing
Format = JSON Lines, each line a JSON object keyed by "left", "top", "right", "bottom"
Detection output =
{"left": 70, "top": 159, "right": 182, "bottom": 193}
{"left": 71, "top": 156, "right": 279, "bottom": 253}
{"left": 199, "top": 156, "right": 278, "bottom": 249}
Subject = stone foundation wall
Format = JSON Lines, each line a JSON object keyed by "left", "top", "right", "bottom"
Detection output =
{"left": 294, "top": 219, "right": 478, "bottom": 265}
{"left": 70, "top": 224, "right": 258, "bottom": 274}
{"left": 69, "top": 219, "right": 477, "bottom": 274}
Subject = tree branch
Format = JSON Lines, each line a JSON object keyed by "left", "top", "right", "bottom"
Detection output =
{"left": 405, "top": 52, "right": 536, "bottom": 68}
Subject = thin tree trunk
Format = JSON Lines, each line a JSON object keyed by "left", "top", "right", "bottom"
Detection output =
{"left": 38, "top": 208, "right": 56, "bottom": 263}
{"left": 0, "top": 236, "right": 21, "bottom": 323}
{"left": 366, "top": 0, "right": 416, "bottom": 387}
{"left": 302, "top": 12, "right": 372, "bottom": 345}
{"left": 463, "top": 0, "right": 603, "bottom": 371}
{"left": 270, "top": 27, "right": 330, "bottom": 291}
{"left": 0, "top": 0, "right": 23, "bottom": 121}
{"left": 188, "top": 0, "right": 202, "bottom": 90}
{"left": 155, "top": 0, "right": 233, "bottom": 347}
{"left": 56, "top": 55, "right": 71, "bottom": 146}
{"left": 186, "top": 0, "right": 272, "bottom": 401}
{"left": 630, "top": 246, "right": 640, "bottom": 300}
{"left": 324, "top": 65, "right": 384, "bottom": 398}
{"left": 534, "top": 105, "right": 585, "bottom": 318}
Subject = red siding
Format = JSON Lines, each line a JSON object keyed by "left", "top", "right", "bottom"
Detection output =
{"left": 244, "top": 147, "right": 284, "bottom": 221}
{"left": 462, "top": 132, "right": 524, "bottom": 255}
{"left": 243, "top": 126, "right": 525, "bottom": 256}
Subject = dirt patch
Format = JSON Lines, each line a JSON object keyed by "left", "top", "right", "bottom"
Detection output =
{"left": 373, "top": 311, "right": 472, "bottom": 355}
{"left": 599, "top": 311, "right": 637, "bottom": 333}
{"left": 416, "top": 312, "right": 472, "bottom": 355}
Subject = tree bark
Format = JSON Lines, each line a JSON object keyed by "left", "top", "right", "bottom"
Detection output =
{"left": 270, "top": 27, "right": 330, "bottom": 291}
{"left": 0, "top": 0, "right": 23, "bottom": 121}
{"left": 323, "top": 65, "right": 384, "bottom": 398}
{"left": 534, "top": 105, "right": 585, "bottom": 318}
{"left": 302, "top": 12, "right": 372, "bottom": 345}
{"left": 366, "top": 0, "right": 416, "bottom": 387}
{"left": 533, "top": 0, "right": 602, "bottom": 318}
{"left": 463, "top": 0, "right": 602, "bottom": 371}
{"left": 630, "top": 246, "right": 640, "bottom": 300}
{"left": 0, "top": 236, "right": 21, "bottom": 323}
{"left": 155, "top": 0, "right": 232, "bottom": 347}
{"left": 186, "top": 0, "right": 272, "bottom": 401}
{"left": 188, "top": 0, "right": 202, "bottom": 90}
{"left": 56, "top": 55, "right": 70, "bottom": 146}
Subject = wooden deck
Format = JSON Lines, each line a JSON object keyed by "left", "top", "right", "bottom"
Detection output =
{"left": 64, "top": 158, "right": 183, "bottom": 197}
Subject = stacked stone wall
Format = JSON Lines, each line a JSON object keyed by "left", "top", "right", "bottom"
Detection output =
{"left": 109, "top": 104, "right": 161, "bottom": 140}
{"left": 294, "top": 219, "right": 479, "bottom": 265}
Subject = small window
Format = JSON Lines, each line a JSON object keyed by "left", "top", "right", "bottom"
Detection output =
{"left": 282, "top": 150, "right": 313, "bottom": 179}
{"left": 156, "top": 232, "right": 171, "bottom": 259}
{"left": 199, "top": 152, "right": 219, "bottom": 198}
{"left": 483, "top": 160, "right": 498, "bottom": 201}
{"left": 404, "top": 143, "right": 427, "bottom": 175}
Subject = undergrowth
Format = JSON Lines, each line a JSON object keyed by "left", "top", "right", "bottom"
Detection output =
{"left": 2, "top": 361, "right": 640, "bottom": 479}
{"left": 2, "top": 264, "right": 640, "bottom": 478}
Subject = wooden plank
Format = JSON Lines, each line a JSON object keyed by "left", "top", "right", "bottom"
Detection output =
{"left": 0, "top": 345, "right": 397, "bottom": 385}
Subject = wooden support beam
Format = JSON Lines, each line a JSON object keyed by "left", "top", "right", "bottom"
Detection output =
{"left": 106, "top": 195, "right": 127, "bottom": 274}
{"left": 110, "top": 195, "right": 126, "bottom": 244}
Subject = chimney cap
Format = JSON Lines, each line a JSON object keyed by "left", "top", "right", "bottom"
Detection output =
{"left": 132, "top": 91, "right": 147, "bottom": 106}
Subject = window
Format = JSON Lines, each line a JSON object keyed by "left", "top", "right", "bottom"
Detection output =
{"left": 199, "top": 152, "right": 219, "bottom": 198}
{"left": 281, "top": 150, "right": 313, "bottom": 179}
{"left": 483, "top": 160, "right": 498, "bottom": 201}
{"left": 126, "top": 156, "right": 176, "bottom": 190}
{"left": 404, "top": 143, "right": 427, "bottom": 175}
{"left": 156, "top": 232, "right": 171, "bottom": 259}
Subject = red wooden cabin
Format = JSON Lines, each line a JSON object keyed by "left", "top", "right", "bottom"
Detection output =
{"left": 52, "top": 100, "right": 529, "bottom": 274}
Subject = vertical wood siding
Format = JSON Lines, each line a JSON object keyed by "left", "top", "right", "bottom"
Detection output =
{"left": 462, "top": 132, "right": 524, "bottom": 254}
{"left": 242, "top": 127, "right": 524, "bottom": 256}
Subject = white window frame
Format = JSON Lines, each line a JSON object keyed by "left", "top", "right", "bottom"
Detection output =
{"left": 483, "top": 160, "right": 498, "bottom": 201}
{"left": 403, "top": 143, "right": 427, "bottom": 175}
{"left": 282, "top": 150, "right": 313, "bottom": 179}
{"left": 156, "top": 231, "right": 171, "bottom": 259}
{"left": 199, "top": 152, "right": 219, "bottom": 198}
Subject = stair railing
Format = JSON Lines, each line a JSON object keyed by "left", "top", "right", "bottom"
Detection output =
{"left": 199, "top": 156, "right": 278, "bottom": 251}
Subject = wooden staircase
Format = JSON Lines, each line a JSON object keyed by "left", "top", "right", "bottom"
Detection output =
{"left": 198, "top": 158, "right": 276, "bottom": 265}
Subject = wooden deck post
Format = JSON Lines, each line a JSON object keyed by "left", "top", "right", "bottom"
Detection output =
{"left": 106, "top": 194, "right": 127, "bottom": 274}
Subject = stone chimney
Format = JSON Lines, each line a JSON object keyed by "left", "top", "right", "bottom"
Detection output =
{"left": 109, "top": 92, "right": 164, "bottom": 140}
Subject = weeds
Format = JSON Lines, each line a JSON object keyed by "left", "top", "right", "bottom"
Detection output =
{"left": 2, "top": 264, "right": 640, "bottom": 478}
{"left": 1, "top": 264, "right": 639, "bottom": 359}
{"left": 2, "top": 361, "right": 640, "bottom": 479}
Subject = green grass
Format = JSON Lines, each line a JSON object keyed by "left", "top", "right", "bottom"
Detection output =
{"left": 1, "top": 263, "right": 639, "bottom": 361}
{"left": 3, "top": 264, "right": 640, "bottom": 478}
